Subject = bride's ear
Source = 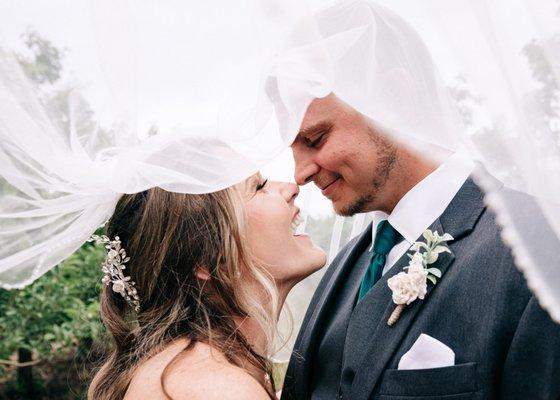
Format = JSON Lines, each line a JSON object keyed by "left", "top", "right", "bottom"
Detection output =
{"left": 195, "top": 265, "right": 211, "bottom": 281}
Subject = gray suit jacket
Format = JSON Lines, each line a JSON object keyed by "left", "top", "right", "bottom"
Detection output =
{"left": 281, "top": 178, "right": 560, "bottom": 400}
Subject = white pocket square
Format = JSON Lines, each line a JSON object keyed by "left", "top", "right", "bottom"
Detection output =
{"left": 398, "top": 333, "right": 455, "bottom": 370}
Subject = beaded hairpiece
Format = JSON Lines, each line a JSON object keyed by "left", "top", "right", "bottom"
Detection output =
{"left": 89, "top": 234, "right": 140, "bottom": 312}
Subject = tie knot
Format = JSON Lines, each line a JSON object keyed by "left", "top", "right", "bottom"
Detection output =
{"left": 372, "top": 220, "right": 403, "bottom": 255}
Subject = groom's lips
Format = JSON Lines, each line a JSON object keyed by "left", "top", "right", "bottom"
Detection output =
{"left": 321, "top": 178, "right": 340, "bottom": 197}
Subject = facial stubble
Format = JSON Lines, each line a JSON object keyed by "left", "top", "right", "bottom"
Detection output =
{"left": 337, "top": 129, "right": 398, "bottom": 216}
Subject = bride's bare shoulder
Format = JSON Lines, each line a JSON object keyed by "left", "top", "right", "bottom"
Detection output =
{"left": 125, "top": 339, "right": 269, "bottom": 400}
{"left": 164, "top": 342, "right": 270, "bottom": 400}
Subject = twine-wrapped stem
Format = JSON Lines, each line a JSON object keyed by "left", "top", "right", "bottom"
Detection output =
{"left": 387, "top": 304, "right": 406, "bottom": 326}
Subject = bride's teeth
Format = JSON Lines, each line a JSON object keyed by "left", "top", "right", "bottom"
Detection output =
{"left": 291, "top": 214, "right": 302, "bottom": 233}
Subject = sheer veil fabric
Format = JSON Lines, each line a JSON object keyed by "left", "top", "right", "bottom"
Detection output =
{"left": 0, "top": 0, "right": 559, "bottom": 356}
{"left": 266, "top": 0, "right": 560, "bottom": 324}
{"left": 0, "top": 0, "right": 309, "bottom": 289}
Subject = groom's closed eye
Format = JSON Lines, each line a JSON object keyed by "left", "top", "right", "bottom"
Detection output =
{"left": 305, "top": 134, "right": 326, "bottom": 148}
{"left": 298, "top": 121, "right": 334, "bottom": 149}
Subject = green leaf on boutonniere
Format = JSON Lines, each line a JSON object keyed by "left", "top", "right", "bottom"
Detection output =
{"left": 427, "top": 268, "right": 442, "bottom": 278}
{"left": 425, "top": 252, "right": 439, "bottom": 264}
{"left": 416, "top": 242, "right": 431, "bottom": 252}
{"left": 433, "top": 245, "right": 451, "bottom": 254}
{"left": 423, "top": 230, "right": 434, "bottom": 243}
{"left": 427, "top": 275, "right": 438, "bottom": 285}
{"left": 441, "top": 233, "right": 454, "bottom": 242}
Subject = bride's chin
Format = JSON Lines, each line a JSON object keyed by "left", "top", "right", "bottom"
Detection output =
{"left": 310, "top": 249, "right": 328, "bottom": 271}
{"left": 285, "top": 250, "right": 327, "bottom": 286}
{"left": 298, "top": 237, "right": 327, "bottom": 266}
{"left": 301, "top": 244, "right": 328, "bottom": 273}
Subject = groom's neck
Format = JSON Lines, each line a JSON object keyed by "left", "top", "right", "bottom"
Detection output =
{"left": 380, "top": 147, "right": 441, "bottom": 214}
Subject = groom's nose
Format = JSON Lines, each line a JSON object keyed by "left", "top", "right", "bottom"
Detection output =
{"left": 292, "top": 145, "right": 320, "bottom": 186}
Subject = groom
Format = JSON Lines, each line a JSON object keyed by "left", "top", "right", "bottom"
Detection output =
{"left": 280, "top": 93, "right": 560, "bottom": 399}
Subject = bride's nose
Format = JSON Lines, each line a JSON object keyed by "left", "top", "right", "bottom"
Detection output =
{"left": 280, "top": 182, "right": 299, "bottom": 204}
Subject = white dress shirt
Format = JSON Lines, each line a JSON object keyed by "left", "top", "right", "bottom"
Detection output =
{"left": 370, "top": 151, "right": 475, "bottom": 276}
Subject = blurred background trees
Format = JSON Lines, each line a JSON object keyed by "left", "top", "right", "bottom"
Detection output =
{"left": 0, "top": 31, "right": 105, "bottom": 400}
{"left": 0, "top": 245, "right": 105, "bottom": 399}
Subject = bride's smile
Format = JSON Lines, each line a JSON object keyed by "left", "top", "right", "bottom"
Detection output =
{"left": 240, "top": 174, "right": 326, "bottom": 288}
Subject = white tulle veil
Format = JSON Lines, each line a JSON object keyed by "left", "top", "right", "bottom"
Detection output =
{"left": 267, "top": 0, "right": 560, "bottom": 332}
{"left": 1, "top": 0, "right": 559, "bottom": 362}
{"left": 0, "top": 0, "right": 309, "bottom": 289}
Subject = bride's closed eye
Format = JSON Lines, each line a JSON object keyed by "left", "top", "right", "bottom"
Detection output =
{"left": 256, "top": 179, "right": 268, "bottom": 192}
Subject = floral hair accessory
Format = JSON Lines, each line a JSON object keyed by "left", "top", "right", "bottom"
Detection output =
{"left": 386, "top": 229, "right": 453, "bottom": 326}
{"left": 89, "top": 234, "right": 140, "bottom": 312}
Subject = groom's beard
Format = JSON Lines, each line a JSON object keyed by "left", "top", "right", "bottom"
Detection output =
{"left": 339, "top": 193, "right": 373, "bottom": 216}
{"left": 338, "top": 134, "right": 397, "bottom": 216}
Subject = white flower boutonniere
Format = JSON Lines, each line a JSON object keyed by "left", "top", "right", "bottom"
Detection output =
{"left": 386, "top": 229, "right": 453, "bottom": 326}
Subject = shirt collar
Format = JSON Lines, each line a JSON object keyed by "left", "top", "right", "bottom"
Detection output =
{"left": 371, "top": 151, "right": 475, "bottom": 246}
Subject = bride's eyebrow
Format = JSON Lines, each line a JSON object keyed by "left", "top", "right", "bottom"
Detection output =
{"left": 245, "top": 175, "right": 261, "bottom": 194}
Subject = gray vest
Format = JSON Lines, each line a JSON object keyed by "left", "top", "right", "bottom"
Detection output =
{"left": 310, "top": 246, "right": 372, "bottom": 399}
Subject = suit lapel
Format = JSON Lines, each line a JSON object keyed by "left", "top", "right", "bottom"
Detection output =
{"left": 346, "top": 178, "right": 489, "bottom": 400}
{"left": 292, "top": 224, "right": 373, "bottom": 399}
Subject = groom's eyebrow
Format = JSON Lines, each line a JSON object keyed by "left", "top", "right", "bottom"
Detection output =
{"left": 296, "top": 121, "right": 334, "bottom": 142}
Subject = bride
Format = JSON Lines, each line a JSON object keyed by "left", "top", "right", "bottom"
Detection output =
{"left": 0, "top": 9, "right": 327, "bottom": 398}
{"left": 87, "top": 174, "right": 326, "bottom": 399}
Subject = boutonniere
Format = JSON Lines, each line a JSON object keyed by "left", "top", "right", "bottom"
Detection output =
{"left": 386, "top": 229, "right": 453, "bottom": 326}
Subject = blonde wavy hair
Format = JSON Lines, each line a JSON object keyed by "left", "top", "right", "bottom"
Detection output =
{"left": 88, "top": 186, "right": 279, "bottom": 399}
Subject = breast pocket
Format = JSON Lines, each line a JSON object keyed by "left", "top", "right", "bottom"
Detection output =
{"left": 374, "top": 362, "right": 478, "bottom": 400}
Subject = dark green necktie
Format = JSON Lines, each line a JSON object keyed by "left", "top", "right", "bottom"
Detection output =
{"left": 358, "top": 220, "right": 403, "bottom": 301}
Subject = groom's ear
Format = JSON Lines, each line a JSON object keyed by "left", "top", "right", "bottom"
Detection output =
{"left": 195, "top": 265, "right": 211, "bottom": 281}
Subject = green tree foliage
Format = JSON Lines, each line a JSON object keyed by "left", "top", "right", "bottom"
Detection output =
{"left": 522, "top": 34, "right": 560, "bottom": 146}
{"left": 15, "top": 28, "right": 109, "bottom": 150}
{"left": 448, "top": 76, "right": 519, "bottom": 184}
{"left": 0, "top": 30, "right": 107, "bottom": 398}
{"left": 16, "top": 29, "right": 63, "bottom": 86}
{"left": 448, "top": 9, "right": 560, "bottom": 188}
{"left": 0, "top": 244, "right": 105, "bottom": 368}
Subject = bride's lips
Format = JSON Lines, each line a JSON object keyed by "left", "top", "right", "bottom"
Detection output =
{"left": 321, "top": 178, "right": 340, "bottom": 197}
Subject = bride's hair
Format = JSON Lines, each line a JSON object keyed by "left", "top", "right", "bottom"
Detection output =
{"left": 88, "top": 187, "right": 278, "bottom": 399}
